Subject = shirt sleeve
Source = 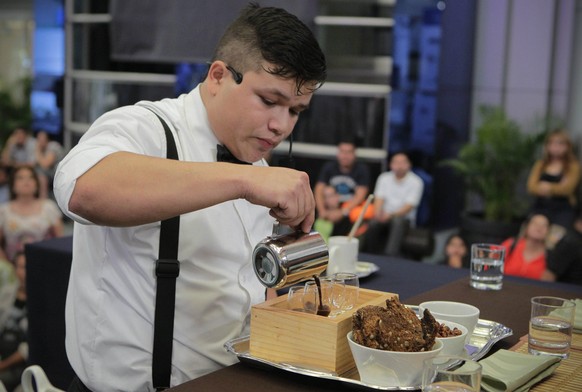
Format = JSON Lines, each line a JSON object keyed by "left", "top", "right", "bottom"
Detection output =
{"left": 53, "top": 106, "right": 166, "bottom": 225}
{"left": 404, "top": 176, "right": 424, "bottom": 207}
{"left": 317, "top": 161, "right": 333, "bottom": 184}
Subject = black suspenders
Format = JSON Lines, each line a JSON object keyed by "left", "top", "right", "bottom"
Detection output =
{"left": 148, "top": 110, "right": 180, "bottom": 391}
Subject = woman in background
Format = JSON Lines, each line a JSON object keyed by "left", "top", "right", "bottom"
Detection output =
{"left": 0, "top": 165, "right": 63, "bottom": 263}
{"left": 439, "top": 234, "right": 469, "bottom": 269}
{"left": 502, "top": 213, "right": 550, "bottom": 280}
{"left": 527, "top": 129, "right": 580, "bottom": 229}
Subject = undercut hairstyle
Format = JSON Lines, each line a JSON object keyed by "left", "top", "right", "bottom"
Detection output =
{"left": 212, "top": 2, "right": 327, "bottom": 94}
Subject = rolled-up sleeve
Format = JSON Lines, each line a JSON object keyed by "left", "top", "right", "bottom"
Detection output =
{"left": 53, "top": 106, "right": 165, "bottom": 224}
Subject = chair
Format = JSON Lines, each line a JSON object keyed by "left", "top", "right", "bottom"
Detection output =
{"left": 25, "top": 237, "right": 75, "bottom": 390}
{"left": 400, "top": 168, "right": 435, "bottom": 260}
{"left": 21, "top": 365, "right": 64, "bottom": 392}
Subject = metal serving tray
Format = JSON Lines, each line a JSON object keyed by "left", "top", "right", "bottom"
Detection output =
{"left": 224, "top": 306, "right": 513, "bottom": 391}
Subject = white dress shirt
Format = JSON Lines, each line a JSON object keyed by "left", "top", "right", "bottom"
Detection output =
{"left": 373, "top": 170, "right": 424, "bottom": 223}
{"left": 53, "top": 86, "right": 274, "bottom": 391}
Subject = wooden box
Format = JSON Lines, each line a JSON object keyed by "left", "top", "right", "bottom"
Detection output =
{"left": 249, "top": 287, "right": 397, "bottom": 375}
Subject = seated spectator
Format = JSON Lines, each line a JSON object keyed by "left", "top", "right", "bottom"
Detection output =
{"left": 1, "top": 127, "right": 36, "bottom": 169}
{"left": 361, "top": 152, "right": 424, "bottom": 256}
{"left": 34, "top": 130, "right": 64, "bottom": 199}
{"left": 0, "top": 165, "right": 64, "bottom": 263}
{"left": 0, "top": 258, "right": 16, "bottom": 331}
{"left": 314, "top": 140, "right": 370, "bottom": 236}
{"left": 438, "top": 234, "right": 469, "bottom": 269}
{"left": 313, "top": 185, "right": 340, "bottom": 242}
{"left": 0, "top": 164, "right": 9, "bottom": 205}
{"left": 527, "top": 129, "right": 580, "bottom": 229}
{"left": 502, "top": 213, "right": 550, "bottom": 280}
{"left": 0, "top": 251, "right": 27, "bottom": 391}
{"left": 541, "top": 212, "right": 582, "bottom": 285}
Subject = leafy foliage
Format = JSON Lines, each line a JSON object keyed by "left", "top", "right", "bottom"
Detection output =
{"left": 0, "top": 77, "right": 32, "bottom": 146}
{"left": 442, "top": 106, "right": 546, "bottom": 223}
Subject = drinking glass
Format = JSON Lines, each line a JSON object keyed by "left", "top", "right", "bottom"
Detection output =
{"left": 422, "top": 356, "right": 482, "bottom": 392}
{"left": 286, "top": 285, "right": 317, "bottom": 314}
{"left": 469, "top": 243, "right": 505, "bottom": 290}
{"left": 331, "top": 272, "right": 359, "bottom": 312}
{"left": 304, "top": 278, "right": 343, "bottom": 317}
{"left": 529, "top": 296, "right": 575, "bottom": 359}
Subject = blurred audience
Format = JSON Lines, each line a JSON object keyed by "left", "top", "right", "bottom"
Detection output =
{"left": 0, "top": 165, "right": 64, "bottom": 263}
{"left": 1, "top": 128, "right": 36, "bottom": 169}
{"left": 313, "top": 185, "right": 340, "bottom": 242}
{"left": 34, "top": 130, "right": 64, "bottom": 199}
{"left": 0, "top": 258, "right": 17, "bottom": 332}
{"left": 361, "top": 152, "right": 423, "bottom": 256}
{"left": 527, "top": 129, "right": 580, "bottom": 229}
{"left": 438, "top": 234, "right": 469, "bottom": 269}
{"left": 0, "top": 164, "right": 9, "bottom": 205}
{"left": 0, "top": 251, "right": 28, "bottom": 392}
{"left": 541, "top": 212, "right": 582, "bottom": 285}
{"left": 314, "top": 140, "right": 371, "bottom": 236}
{"left": 501, "top": 213, "right": 550, "bottom": 280}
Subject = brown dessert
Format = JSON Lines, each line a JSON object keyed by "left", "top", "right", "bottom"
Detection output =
{"left": 352, "top": 297, "right": 439, "bottom": 352}
{"left": 436, "top": 323, "right": 463, "bottom": 338}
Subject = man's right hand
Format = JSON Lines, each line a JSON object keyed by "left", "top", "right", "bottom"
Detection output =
{"left": 242, "top": 166, "right": 315, "bottom": 233}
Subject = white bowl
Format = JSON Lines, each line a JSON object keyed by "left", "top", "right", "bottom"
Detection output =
{"left": 419, "top": 301, "right": 480, "bottom": 344}
{"left": 435, "top": 319, "right": 468, "bottom": 356}
{"left": 347, "top": 331, "right": 443, "bottom": 388}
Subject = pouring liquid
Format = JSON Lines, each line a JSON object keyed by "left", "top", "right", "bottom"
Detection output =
{"left": 313, "top": 275, "right": 331, "bottom": 317}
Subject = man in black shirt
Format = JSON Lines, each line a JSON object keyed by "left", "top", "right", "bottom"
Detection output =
{"left": 314, "top": 140, "right": 370, "bottom": 236}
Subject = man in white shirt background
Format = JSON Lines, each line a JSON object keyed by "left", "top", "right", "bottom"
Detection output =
{"left": 361, "top": 152, "right": 424, "bottom": 256}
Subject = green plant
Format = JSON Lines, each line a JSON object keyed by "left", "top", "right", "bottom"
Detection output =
{"left": 441, "top": 106, "right": 546, "bottom": 223}
{"left": 0, "top": 77, "right": 32, "bottom": 145}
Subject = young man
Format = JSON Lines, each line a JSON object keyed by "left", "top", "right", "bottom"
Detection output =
{"left": 362, "top": 152, "right": 423, "bottom": 256}
{"left": 314, "top": 140, "right": 370, "bottom": 236}
{"left": 54, "top": 4, "right": 326, "bottom": 391}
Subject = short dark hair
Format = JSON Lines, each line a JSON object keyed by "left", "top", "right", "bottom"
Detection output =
{"left": 9, "top": 165, "right": 40, "bottom": 200}
{"left": 212, "top": 2, "right": 327, "bottom": 94}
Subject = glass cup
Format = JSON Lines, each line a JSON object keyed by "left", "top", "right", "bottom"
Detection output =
{"left": 286, "top": 285, "right": 317, "bottom": 314}
{"left": 528, "top": 296, "right": 576, "bottom": 359}
{"left": 331, "top": 272, "right": 360, "bottom": 312}
{"left": 422, "top": 356, "right": 482, "bottom": 392}
{"left": 469, "top": 243, "right": 505, "bottom": 290}
{"left": 304, "top": 278, "right": 345, "bottom": 317}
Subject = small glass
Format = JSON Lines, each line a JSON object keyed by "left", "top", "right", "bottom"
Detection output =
{"left": 529, "top": 296, "right": 575, "bottom": 359}
{"left": 331, "top": 272, "right": 360, "bottom": 312}
{"left": 469, "top": 243, "right": 505, "bottom": 290}
{"left": 422, "top": 356, "right": 482, "bottom": 392}
{"left": 304, "top": 278, "right": 344, "bottom": 317}
{"left": 286, "top": 285, "right": 317, "bottom": 314}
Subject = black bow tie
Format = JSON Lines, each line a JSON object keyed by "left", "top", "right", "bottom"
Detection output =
{"left": 216, "top": 144, "right": 250, "bottom": 165}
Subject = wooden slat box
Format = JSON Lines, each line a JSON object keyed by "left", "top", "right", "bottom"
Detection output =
{"left": 250, "top": 287, "right": 397, "bottom": 375}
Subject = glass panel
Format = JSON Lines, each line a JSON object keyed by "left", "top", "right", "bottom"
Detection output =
{"left": 293, "top": 95, "right": 387, "bottom": 149}
{"left": 71, "top": 79, "right": 173, "bottom": 124}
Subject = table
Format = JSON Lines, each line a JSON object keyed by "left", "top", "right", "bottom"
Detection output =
{"left": 24, "top": 238, "right": 582, "bottom": 391}
{"left": 169, "top": 255, "right": 582, "bottom": 392}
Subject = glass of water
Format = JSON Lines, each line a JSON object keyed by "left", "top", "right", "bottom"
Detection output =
{"left": 529, "top": 296, "right": 576, "bottom": 359}
{"left": 469, "top": 243, "right": 505, "bottom": 290}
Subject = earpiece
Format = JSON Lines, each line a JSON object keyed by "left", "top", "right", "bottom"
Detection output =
{"left": 226, "top": 65, "right": 243, "bottom": 84}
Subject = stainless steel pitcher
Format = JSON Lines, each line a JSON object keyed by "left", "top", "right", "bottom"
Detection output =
{"left": 252, "top": 222, "right": 328, "bottom": 289}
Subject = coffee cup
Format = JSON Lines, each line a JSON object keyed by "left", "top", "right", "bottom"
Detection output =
{"left": 327, "top": 236, "right": 358, "bottom": 275}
